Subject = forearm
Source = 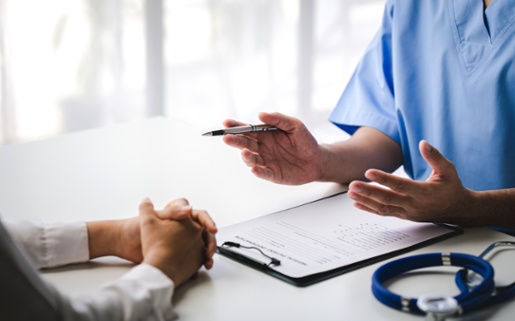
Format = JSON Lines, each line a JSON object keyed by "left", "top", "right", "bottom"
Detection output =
{"left": 86, "top": 220, "right": 119, "bottom": 259}
{"left": 87, "top": 219, "right": 138, "bottom": 261}
{"left": 470, "top": 188, "right": 515, "bottom": 230}
{"left": 87, "top": 218, "right": 142, "bottom": 263}
{"left": 318, "top": 127, "right": 403, "bottom": 184}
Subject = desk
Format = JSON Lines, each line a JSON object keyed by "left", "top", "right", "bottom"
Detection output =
{"left": 1, "top": 117, "right": 514, "bottom": 320}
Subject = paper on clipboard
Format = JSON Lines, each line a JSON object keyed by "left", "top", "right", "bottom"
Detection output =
{"left": 217, "top": 192, "right": 461, "bottom": 282}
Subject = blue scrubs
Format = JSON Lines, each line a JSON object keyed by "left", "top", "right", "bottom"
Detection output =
{"left": 329, "top": 0, "right": 515, "bottom": 191}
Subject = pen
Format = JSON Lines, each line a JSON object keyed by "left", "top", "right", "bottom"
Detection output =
{"left": 202, "top": 124, "right": 278, "bottom": 136}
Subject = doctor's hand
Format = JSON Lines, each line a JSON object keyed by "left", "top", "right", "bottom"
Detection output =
{"left": 347, "top": 140, "right": 478, "bottom": 226}
{"left": 222, "top": 112, "right": 324, "bottom": 185}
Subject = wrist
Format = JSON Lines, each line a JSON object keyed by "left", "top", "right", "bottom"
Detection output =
{"left": 86, "top": 220, "right": 118, "bottom": 259}
{"left": 458, "top": 189, "right": 486, "bottom": 227}
{"left": 317, "top": 143, "right": 354, "bottom": 184}
{"left": 143, "top": 252, "right": 177, "bottom": 284}
{"left": 315, "top": 144, "right": 333, "bottom": 182}
{"left": 470, "top": 189, "right": 515, "bottom": 230}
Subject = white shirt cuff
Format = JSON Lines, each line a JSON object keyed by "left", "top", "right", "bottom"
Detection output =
{"left": 3, "top": 219, "right": 89, "bottom": 268}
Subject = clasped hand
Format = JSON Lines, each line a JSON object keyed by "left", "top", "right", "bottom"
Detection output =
{"left": 88, "top": 198, "right": 217, "bottom": 287}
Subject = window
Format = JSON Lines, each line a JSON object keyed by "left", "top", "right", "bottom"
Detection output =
{"left": 0, "top": 0, "right": 384, "bottom": 145}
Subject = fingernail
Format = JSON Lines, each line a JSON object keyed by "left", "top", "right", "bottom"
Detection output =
{"left": 365, "top": 171, "right": 377, "bottom": 181}
{"left": 142, "top": 197, "right": 152, "bottom": 203}
{"left": 179, "top": 205, "right": 192, "bottom": 213}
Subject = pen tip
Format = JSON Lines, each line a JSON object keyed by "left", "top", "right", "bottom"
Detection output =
{"left": 202, "top": 132, "right": 213, "bottom": 137}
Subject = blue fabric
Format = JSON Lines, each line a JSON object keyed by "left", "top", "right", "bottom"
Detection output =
{"left": 329, "top": 0, "right": 515, "bottom": 191}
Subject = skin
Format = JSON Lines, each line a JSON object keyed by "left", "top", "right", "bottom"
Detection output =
{"left": 223, "top": 112, "right": 515, "bottom": 230}
{"left": 223, "top": 112, "right": 401, "bottom": 185}
{"left": 87, "top": 197, "right": 217, "bottom": 286}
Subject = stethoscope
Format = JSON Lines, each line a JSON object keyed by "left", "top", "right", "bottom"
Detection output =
{"left": 372, "top": 241, "right": 515, "bottom": 320}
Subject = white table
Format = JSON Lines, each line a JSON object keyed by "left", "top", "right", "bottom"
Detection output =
{"left": 1, "top": 117, "right": 514, "bottom": 320}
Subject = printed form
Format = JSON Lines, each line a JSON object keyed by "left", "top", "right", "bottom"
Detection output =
{"left": 218, "top": 192, "right": 457, "bottom": 278}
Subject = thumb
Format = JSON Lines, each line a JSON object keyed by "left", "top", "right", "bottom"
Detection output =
{"left": 419, "top": 140, "right": 454, "bottom": 176}
{"left": 258, "top": 111, "right": 299, "bottom": 132}
{"left": 139, "top": 197, "right": 157, "bottom": 221}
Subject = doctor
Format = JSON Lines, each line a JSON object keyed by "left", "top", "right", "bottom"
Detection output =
{"left": 222, "top": 0, "right": 515, "bottom": 231}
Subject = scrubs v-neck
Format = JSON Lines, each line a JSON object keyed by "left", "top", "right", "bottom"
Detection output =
{"left": 329, "top": 0, "right": 515, "bottom": 191}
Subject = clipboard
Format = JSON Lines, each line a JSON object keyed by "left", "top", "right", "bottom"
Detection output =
{"left": 216, "top": 192, "right": 462, "bottom": 287}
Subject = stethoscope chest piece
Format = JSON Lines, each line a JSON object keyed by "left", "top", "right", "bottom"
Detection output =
{"left": 417, "top": 295, "right": 459, "bottom": 321}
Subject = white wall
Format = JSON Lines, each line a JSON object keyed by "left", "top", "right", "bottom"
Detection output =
{"left": 0, "top": 0, "right": 384, "bottom": 145}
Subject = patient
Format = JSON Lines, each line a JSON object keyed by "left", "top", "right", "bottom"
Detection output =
{"left": 0, "top": 197, "right": 217, "bottom": 321}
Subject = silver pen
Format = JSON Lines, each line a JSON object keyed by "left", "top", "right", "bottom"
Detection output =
{"left": 202, "top": 124, "right": 278, "bottom": 136}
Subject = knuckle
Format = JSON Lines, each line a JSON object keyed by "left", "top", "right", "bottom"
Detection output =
{"left": 378, "top": 204, "right": 390, "bottom": 215}
{"left": 380, "top": 192, "right": 393, "bottom": 205}
{"left": 394, "top": 179, "right": 405, "bottom": 192}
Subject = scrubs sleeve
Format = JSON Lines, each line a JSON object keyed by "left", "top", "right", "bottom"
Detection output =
{"left": 329, "top": 0, "right": 399, "bottom": 144}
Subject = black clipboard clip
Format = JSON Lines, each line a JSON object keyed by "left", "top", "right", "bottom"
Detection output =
{"left": 220, "top": 241, "right": 281, "bottom": 267}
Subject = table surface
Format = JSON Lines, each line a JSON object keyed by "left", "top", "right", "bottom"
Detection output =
{"left": 1, "top": 117, "right": 514, "bottom": 321}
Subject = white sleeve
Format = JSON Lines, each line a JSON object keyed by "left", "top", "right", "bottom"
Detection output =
{"left": 0, "top": 218, "right": 177, "bottom": 321}
{"left": 3, "top": 218, "right": 89, "bottom": 268}
{"left": 57, "top": 264, "right": 177, "bottom": 321}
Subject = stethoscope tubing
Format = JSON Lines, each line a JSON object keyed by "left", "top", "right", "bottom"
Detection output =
{"left": 455, "top": 267, "right": 515, "bottom": 311}
{"left": 372, "top": 252, "right": 495, "bottom": 315}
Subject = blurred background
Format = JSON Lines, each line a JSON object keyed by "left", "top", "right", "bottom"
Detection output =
{"left": 0, "top": 0, "right": 384, "bottom": 146}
